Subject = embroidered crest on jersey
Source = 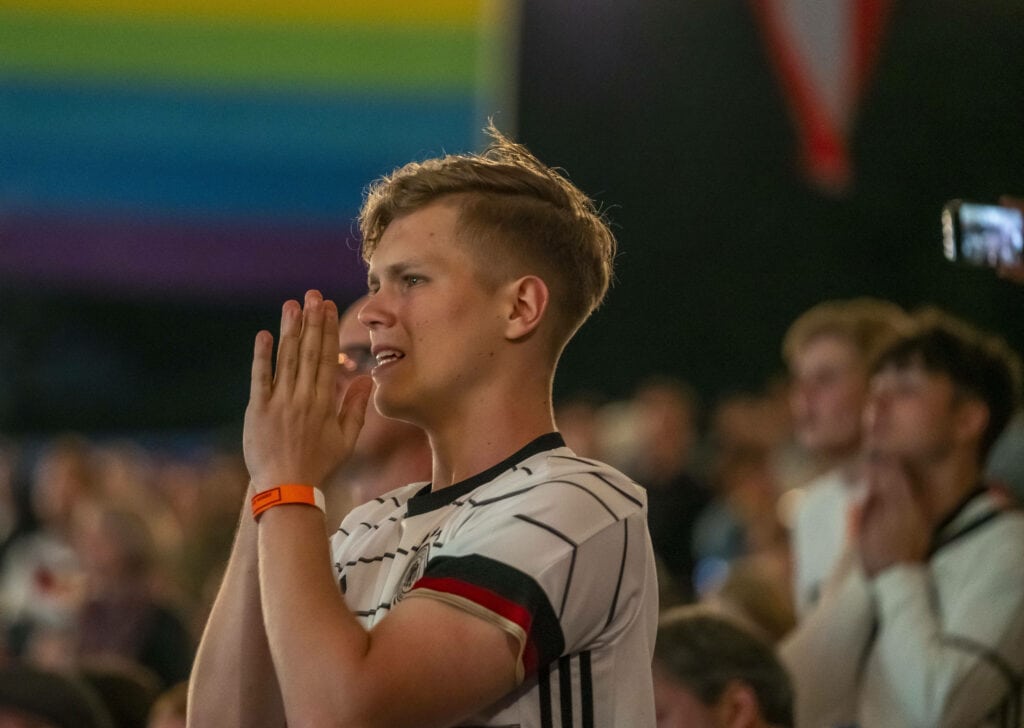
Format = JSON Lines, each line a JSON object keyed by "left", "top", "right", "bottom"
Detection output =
{"left": 393, "top": 540, "right": 431, "bottom": 605}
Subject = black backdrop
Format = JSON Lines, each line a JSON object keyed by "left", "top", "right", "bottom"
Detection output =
{"left": 519, "top": 0, "right": 1024, "bottom": 406}
{"left": 2, "top": 0, "right": 1023, "bottom": 433}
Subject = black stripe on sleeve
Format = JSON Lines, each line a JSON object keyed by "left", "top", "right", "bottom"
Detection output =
{"left": 558, "top": 655, "right": 574, "bottom": 727}
{"left": 421, "top": 554, "right": 566, "bottom": 669}
{"left": 580, "top": 651, "right": 594, "bottom": 728}
{"left": 538, "top": 662, "right": 553, "bottom": 728}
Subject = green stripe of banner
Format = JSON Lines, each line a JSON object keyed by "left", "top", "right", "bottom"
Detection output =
{"left": 0, "top": 8, "right": 482, "bottom": 91}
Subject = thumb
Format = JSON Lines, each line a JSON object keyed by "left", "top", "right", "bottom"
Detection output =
{"left": 338, "top": 375, "right": 373, "bottom": 447}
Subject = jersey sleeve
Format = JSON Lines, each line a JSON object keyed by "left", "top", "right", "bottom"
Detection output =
{"left": 402, "top": 469, "right": 654, "bottom": 683}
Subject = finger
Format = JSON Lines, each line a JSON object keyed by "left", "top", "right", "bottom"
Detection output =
{"left": 316, "top": 299, "right": 341, "bottom": 398}
{"left": 274, "top": 300, "right": 303, "bottom": 391}
{"left": 250, "top": 330, "right": 274, "bottom": 404}
{"left": 294, "top": 290, "right": 325, "bottom": 397}
{"left": 337, "top": 375, "right": 373, "bottom": 449}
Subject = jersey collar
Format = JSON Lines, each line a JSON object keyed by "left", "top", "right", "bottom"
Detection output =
{"left": 406, "top": 432, "right": 566, "bottom": 516}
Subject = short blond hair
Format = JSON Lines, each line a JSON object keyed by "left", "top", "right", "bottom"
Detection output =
{"left": 359, "top": 124, "right": 616, "bottom": 348}
{"left": 782, "top": 298, "right": 909, "bottom": 370}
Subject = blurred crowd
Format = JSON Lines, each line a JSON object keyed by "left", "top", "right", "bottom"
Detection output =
{"left": 0, "top": 298, "right": 1021, "bottom": 727}
{"left": 0, "top": 433, "right": 246, "bottom": 727}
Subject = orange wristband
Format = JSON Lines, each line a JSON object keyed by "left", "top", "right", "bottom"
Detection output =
{"left": 251, "top": 484, "right": 326, "bottom": 521}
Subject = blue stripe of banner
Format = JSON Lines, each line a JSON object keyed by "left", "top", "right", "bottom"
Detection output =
{"left": 0, "top": 79, "right": 481, "bottom": 224}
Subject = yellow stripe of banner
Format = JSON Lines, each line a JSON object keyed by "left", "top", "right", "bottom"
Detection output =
{"left": 0, "top": 0, "right": 484, "bottom": 26}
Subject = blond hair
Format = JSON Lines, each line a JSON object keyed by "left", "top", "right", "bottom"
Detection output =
{"left": 359, "top": 124, "right": 616, "bottom": 348}
{"left": 782, "top": 298, "right": 909, "bottom": 370}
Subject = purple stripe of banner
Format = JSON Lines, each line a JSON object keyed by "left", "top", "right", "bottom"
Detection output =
{"left": 0, "top": 211, "right": 369, "bottom": 300}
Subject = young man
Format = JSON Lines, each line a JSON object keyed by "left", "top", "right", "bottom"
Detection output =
{"left": 781, "top": 310, "right": 1024, "bottom": 728}
{"left": 782, "top": 298, "right": 908, "bottom": 616}
{"left": 652, "top": 606, "right": 793, "bottom": 728}
{"left": 188, "top": 128, "right": 659, "bottom": 727}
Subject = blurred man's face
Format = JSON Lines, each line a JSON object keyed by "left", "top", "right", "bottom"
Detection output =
{"left": 789, "top": 335, "right": 867, "bottom": 460}
{"left": 863, "top": 363, "right": 963, "bottom": 464}
{"left": 336, "top": 298, "right": 424, "bottom": 463}
{"left": 653, "top": 663, "right": 719, "bottom": 728}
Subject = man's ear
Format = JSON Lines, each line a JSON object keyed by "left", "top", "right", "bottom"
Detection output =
{"left": 713, "top": 680, "right": 765, "bottom": 728}
{"left": 953, "top": 397, "right": 990, "bottom": 448}
{"left": 503, "top": 275, "right": 549, "bottom": 341}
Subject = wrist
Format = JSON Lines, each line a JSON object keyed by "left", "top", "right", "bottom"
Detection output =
{"left": 251, "top": 484, "right": 326, "bottom": 521}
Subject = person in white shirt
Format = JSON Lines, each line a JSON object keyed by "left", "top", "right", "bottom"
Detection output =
{"left": 781, "top": 309, "right": 1024, "bottom": 728}
{"left": 188, "top": 125, "right": 659, "bottom": 728}
{"left": 783, "top": 298, "right": 909, "bottom": 617}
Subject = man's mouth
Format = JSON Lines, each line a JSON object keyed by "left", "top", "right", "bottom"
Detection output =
{"left": 374, "top": 349, "right": 405, "bottom": 366}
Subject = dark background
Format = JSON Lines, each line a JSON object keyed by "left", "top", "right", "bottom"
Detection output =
{"left": 2, "top": 0, "right": 1023, "bottom": 434}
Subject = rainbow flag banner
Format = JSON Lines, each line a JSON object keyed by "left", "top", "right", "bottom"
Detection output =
{"left": 0, "top": 0, "right": 517, "bottom": 298}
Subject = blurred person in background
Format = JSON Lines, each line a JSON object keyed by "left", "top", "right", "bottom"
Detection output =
{"left": 653, "top": 605, "right": 793, "bottom": 728}
{"left": 146, "top": 679, "right": 186, "bottom": 728}
{"left": 628, "top": 376, "right": 710, "bottom": 600}
{"left": 692, "top": 444, "right": 795, "bottom": 641}
{"left": 782, "top": 298, "right": 909, "bottom": 616}
{"left": 146, "top": 680, "right": 186, "bottom": 728}
{"left": 321, "top": 295, "right": 432, "bottom": 526}
{"left": 156, "top": 448, "right": 247, "bottom": 639}
{"left": 781, "top": 310, "right": 1024, "bottom": 728}
{"left": 0, "top": 436, "right": 96, "bottom": 666}
{"left": 0, "top": 663, "right": 114, "bottom": 728}
{"left": 73, "top": 505, "right": 193, "bottom": 688}
{"left": 553, "top": 391, "right": 607, "bottom": 461}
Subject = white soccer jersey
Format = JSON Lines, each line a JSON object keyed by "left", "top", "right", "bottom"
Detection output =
{"left": 330, "top": 433, "right": 658, "bottom": 728}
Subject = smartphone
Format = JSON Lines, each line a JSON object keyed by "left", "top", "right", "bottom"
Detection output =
{"left": 942, "top": 200, "right": 1024, "bottom": 267}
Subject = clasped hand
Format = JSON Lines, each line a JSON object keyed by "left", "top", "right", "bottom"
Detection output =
{"left": 853, "top": 456, "right": 931, "bottom": 578}
{"left": 243, "top": 290, "right": 373, "bottom": 495}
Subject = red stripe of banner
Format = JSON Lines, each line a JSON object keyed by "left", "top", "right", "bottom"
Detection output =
{"left": 751, "top": 0, "right": 890, "bottom": 193}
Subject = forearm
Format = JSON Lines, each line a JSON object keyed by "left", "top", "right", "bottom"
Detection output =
{"left": 188, "top": 496, "right": 285, "bottom": 728}
{"left": 871, "top": 564, "right": 1024, "bottom": 727}
{"left": 780, "top": 551, "right": 873, "bottom": 728}
{"left": 257, "top": 505, "right": 374, "bottom": 727}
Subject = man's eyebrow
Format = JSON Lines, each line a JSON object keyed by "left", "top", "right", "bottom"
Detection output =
{"left": 367, "top": 259, "right": 430, "bottom": 283}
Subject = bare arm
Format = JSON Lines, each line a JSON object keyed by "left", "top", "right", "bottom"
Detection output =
{"left": 187, "top": 487, "right": 286, "bottom": 728}
{"left": 242, "top": 291, "right": 520, "bottom": 727}
{"left": 258, "top": 505, "right": 519, "bottom": 727}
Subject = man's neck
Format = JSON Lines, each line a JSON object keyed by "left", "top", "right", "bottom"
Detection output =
{"left": 426, "top": 390, "right": 556, "bottom": 491}
{"left": 907, "top": 451, "right": 984, "bottom": 530}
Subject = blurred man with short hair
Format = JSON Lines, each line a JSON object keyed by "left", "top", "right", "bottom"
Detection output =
{"left": 782, "top": 310, "right": 1024, "bottom": 728}
{"left": 653, "top": 606, "right": 793, "bottom": 728}
{"left": 783, "top": 298, "right": 909, "bottom": 615}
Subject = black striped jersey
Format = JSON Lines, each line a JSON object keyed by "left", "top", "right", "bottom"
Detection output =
{"left": 330, "top": 432, "right": 658, "bottom": 728}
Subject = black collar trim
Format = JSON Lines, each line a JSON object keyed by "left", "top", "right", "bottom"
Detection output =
{"left": 929, "top": 483, "right": 1004, "bottom": 557}
{"left": 406, "top": 432, "right": 566, "bottom": 517}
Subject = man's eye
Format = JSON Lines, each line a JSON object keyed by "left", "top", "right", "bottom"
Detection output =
{"left": 403, "top": 275, "right": 422, "bottom": 287}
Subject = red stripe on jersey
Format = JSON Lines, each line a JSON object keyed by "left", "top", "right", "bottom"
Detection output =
{"left": 413, "top": 575, "right": 543, "bottom": 675}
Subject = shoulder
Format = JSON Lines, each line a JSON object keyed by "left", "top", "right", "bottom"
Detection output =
{"left": 458, "top": 449, "right": 647, "bottom": 540}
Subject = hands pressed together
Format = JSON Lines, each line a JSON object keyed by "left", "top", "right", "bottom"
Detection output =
{"left": 852, "top": 457, "right": 930, "bottom": 578}
{"left": 243, "top": 290, "right": 374, "bottom": 496}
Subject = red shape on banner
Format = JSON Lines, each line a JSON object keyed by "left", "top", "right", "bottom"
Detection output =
{"left": 752, "top": 0, "right": 891, "bottom": 194}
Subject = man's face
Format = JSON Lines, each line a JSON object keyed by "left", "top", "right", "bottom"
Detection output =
{"left": 863, "top": 363, "right": 962, "bottom": 464}
{"left": 653, "top": 664, "right": 722, "bottom": 728}
{"left": 359, "top": 201, "right": 507, "bottom": 426}
{"left": 788, "top": 334, "right": 868, "bottom": 459}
